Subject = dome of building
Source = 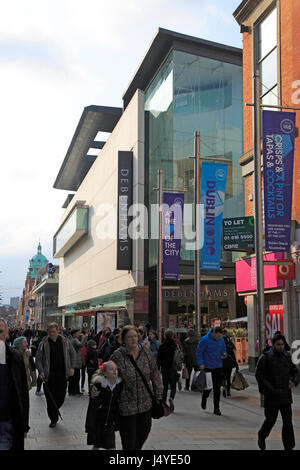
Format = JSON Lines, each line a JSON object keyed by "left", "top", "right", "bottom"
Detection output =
{"left": 28, "top": 242, "right": 49, "bottom": 279}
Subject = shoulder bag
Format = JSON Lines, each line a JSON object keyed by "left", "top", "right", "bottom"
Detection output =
{"left": 127, "top": 354, "right": 173, "bottom": 419}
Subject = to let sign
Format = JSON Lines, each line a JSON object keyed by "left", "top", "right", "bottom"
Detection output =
{"left": 223, "top": 216, "right": 254, "bottom": 251}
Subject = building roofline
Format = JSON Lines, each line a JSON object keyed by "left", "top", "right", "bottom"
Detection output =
{"left": 122, "top": 27, "right": 242, "bottom": 109}
{"left": 53, "top": 105, "right": 122, "bottom": 191}
{"left": 233, "top": 0, "right": 262, "bottom": 25}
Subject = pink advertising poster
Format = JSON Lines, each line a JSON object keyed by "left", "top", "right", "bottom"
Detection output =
{"left": 236, "top": 252, "right": 285, "bottom": 292}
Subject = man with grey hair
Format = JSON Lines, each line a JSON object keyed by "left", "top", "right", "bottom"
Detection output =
{"left": 0, "top": 317, "right": 30, "bottom": 450}
{"left": 36, "top": 322, "right": 76, "bottom": 428}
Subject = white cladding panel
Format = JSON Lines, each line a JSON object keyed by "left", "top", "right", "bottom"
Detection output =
{"left": 58, "top": 90, "right": 145, "bottom": 307}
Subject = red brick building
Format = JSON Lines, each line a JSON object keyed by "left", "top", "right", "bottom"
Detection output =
{"left": 233, "top": 0, "right": 300, "bottom": 369}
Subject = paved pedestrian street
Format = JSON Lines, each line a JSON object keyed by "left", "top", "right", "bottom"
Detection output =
{"left": 25, "top": 371, "right": 300, "bottom": 451}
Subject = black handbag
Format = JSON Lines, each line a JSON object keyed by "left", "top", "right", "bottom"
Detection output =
{"left": 127, "top": 354, "right": 172, "bottom": 419}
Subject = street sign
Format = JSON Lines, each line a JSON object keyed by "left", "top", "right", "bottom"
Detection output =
{"left": 223, "top": 216, "right": 254, "bottom": 251}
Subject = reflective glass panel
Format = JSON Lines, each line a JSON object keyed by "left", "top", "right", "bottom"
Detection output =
{"left": 258, "top": 8, "right": 277, "bottom": 60}
{"left": 262, "top": 85, "right": 278, "bottom": 107}
{"left": 145, "top": 50, "right": 244, "bottom": 266}
{"left": 55, "top": 210, "right": 77, "bottom": 253}
{"left": 259, "top": 48, "right": 277, "bottom": 93}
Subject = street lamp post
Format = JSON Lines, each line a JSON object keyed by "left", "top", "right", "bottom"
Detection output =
{"left": 194, "top": 132, "right": 201, "bottom": 337}
{"left": 253, "top": 70, "right": 265, "bottom": 360}
{"left": 157, "top": 169, "right": 163, "bottom": 342}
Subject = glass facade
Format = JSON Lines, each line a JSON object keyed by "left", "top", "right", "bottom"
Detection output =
{"left": 53, "top": 207, "right": 88, "bottom": 257}
{"left": 257, "top": 7, "right": 278, "bottom": 105}
{"left": 145, "top": 50, "right": 244, "bottom": 267}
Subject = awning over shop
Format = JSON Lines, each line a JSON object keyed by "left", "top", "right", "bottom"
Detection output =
{"left": 66, "top": 307, "right": 126, "bottom": 317}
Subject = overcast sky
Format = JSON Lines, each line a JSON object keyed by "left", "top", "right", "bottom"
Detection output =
{"left": 0, "top": 0, "right": 242, "bottom": 304}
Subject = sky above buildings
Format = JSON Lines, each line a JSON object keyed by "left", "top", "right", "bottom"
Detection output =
{"left": 0, "top": 0, "right": 242, "bottom": 304}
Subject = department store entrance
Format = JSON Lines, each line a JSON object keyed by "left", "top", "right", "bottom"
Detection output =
{"left": 163, "top": 284, "right": 236, "bottom": 335}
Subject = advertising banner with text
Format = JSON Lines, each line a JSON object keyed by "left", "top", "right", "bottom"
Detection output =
{"left": 200, "top": 162, "right": 228, "bottom": 270}
{"left": 263, "top": 110, "right": 296, "bottom": 252}
{"left": 162, "top": 192, "right": 184, "bottom": 280}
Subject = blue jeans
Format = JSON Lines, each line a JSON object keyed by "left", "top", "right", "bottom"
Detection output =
{"left": 0, "top": 420, "right": 14, "bottom": 450}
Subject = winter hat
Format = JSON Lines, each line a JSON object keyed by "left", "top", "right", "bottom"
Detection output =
{"left": 13, "top": 336, "right": 27, "bottom": 350}
{"left": 87, "top": 340, "right": 97, "bottom": 349}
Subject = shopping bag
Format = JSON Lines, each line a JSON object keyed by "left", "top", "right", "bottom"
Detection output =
{"left": 204, "top": 372, "right": 213, "bottom": 390}
{"left": 182, "top": 367, "right": 189, "bottom": 380}
{"left": 191, "top": 370, "right": 206, "bottom": 392}
{"left": 231, "top": 371, "right": 249, "bottom": 390}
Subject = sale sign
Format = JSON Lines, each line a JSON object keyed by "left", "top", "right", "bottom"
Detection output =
{"left": 265, "top": 303, "right": 284, "bottom": 340}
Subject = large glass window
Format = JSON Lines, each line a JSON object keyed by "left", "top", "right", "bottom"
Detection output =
{"left": 257, "top": 7, "right": 278, "bottom": 105}
{"left": 53, "top": 206, "right": 88, "bottom": 257}
{"left": 145, "top": 50, "right": 244, "bottom": 267}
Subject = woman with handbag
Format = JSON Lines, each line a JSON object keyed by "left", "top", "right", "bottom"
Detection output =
{"left": 108, "top": 325, "right": 163, "bottom": 450}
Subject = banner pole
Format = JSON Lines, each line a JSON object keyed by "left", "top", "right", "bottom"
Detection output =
{"left": 253, "top": 70, "right": 265, "bottom": 363}
{"left": 157, "top": 169, "right": 163, "bottom": 342}
{"left": 194, "top": 131, "right": 201, "bottom": 337}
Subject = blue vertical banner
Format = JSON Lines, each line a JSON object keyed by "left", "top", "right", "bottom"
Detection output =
{"left": 162, "top": 193, "right": 184, "bottom": 280}
{"left": 200, "top": 162, "right": 228, "bottom": 270}
{"left": 263, "top": 110, "right": 296, "bottom": 252}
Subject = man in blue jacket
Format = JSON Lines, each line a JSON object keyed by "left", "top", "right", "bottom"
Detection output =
{"left": 196, "top": 327, "right": 227, "bottom": 415}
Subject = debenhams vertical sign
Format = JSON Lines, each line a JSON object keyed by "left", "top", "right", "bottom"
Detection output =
{"left": 117, "top": 151, "right": 133, "bottom": 270}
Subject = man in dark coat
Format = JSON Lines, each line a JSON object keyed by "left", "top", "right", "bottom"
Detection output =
{"left": 255, "top": 333, "right": 299, "bottom": 450}
{"left": 182, "top": 327, "right": 200, "bottom": 391}
{"left": 36, "top": 322, "right": 76, "bottom": 427}
{"left": 0, "top": 318, "right": 30, "bottom": 450}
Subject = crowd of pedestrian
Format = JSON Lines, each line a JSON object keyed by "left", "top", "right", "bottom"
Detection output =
{"left": 1, "top": 319, "right": 299, "bottom": 451}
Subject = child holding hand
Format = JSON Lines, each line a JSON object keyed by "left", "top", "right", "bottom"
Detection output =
{"left": 85, "top": 361, "right": 122, "bottom": 450}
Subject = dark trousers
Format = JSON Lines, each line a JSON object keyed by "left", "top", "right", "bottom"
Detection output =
{"left": 222, "top": 367, "right": 233, "bottom": 394}
{"left": 202, "top": 368, "right": 223, "bottom": 410}
{"left": 68, "top": 368, "right": 80, "bottom": 395}
{"left": 162, "top": 369, "right": 177, "bottom": 402}
{"left": 44, "top": 375, "right": 67, "bottom": 423}
{"left": 259, "top": 403, "right": 295, "bottom": 450}
{"left": 119, "top": 411, "right": 152, "bottom": 450}
{"left": 186, "top": 366, "right": 200, "bottom": 389}
{"left": 36, "top": 375, "right": 43, "bottom": 392}
{"left": 81, "top": 365, "right": 86, "bottom": 389}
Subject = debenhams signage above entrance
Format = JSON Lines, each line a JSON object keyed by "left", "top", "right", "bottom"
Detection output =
{"left": 163, "top": 285, "right": 235, "bottom": 301}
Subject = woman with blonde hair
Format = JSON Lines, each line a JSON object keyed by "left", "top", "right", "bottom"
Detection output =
{"left": 85, "top": 361, "right": 122, "bottom": 450}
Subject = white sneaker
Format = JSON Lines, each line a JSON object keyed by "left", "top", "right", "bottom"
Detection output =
{"left": 35, "top": 390, "right": 44, "bottom": 396}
